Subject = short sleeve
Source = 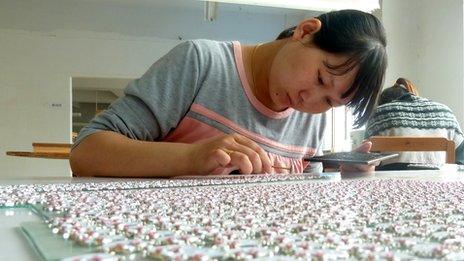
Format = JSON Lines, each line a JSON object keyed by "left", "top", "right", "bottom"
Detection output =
{"left": 73, "top": 41, "right": 201, "bottom": 148}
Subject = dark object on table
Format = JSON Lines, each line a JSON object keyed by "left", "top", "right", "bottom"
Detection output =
{"left": 309, "top": 152, "right": 399, "bottom": 165}
{"left": 377, "top": 162, "right": 441, "bottom": 171}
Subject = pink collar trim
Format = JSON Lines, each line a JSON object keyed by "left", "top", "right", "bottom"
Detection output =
{"left": 232, "top": 41, "right": 294, "bottom": 119}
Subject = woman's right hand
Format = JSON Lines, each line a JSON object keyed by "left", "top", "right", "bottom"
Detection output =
{"left": 189, "top": 134, "right": 273, "bottom": 175}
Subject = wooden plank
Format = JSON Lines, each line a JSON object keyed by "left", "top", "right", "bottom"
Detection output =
{"left": 369, "top": 136, "right": 455, "bottom": 163}
{"left": 6, "top": 151, "right": 70, "bottom": 159}
{"left": 32, "top": 143, "right": 71, "bottom": 153}
{"left": 447, "top": 140, "right": 456, "bottom": 163}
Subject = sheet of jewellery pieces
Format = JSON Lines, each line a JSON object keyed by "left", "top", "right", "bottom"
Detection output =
{"left": 2, "top": 174, "right": 464, "bottom": 260}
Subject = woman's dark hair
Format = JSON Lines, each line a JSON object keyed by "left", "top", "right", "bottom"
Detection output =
{"left": 276, "top": 10, "right": 387, "bottom": 128}
{"left": 378, "top": 77, "right": 419, "bottom": 106}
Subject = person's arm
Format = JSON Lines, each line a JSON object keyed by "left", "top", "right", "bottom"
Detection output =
{"left": 70, "top": 131, "right": 273, "bottom": 177}
{"left": 70, "top": 41, "right": 200, "bottom": 177}
{"left": 70, "top": 131, "right": 195, "bottom": 177}
{"left": 70, "top": 41, "right": 275, "bottom": 177}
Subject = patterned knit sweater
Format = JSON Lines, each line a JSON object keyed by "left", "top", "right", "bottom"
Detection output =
{"left": 365, "top": 93, "right": 464, "bottom": 165}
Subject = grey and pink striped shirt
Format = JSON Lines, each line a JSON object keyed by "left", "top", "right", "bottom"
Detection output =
{"left": 74, "top": 40, "right": 327, "bottom": 174}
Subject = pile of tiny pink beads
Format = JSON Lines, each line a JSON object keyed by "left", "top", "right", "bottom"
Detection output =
{"left": 2, "top": 175, "right": 464, "bottom": 260}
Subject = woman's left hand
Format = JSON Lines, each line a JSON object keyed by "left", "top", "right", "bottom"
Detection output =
{"left": 339, "top": 140, "right": 377, "bottom": 174}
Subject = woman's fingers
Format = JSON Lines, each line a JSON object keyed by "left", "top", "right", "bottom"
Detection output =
{"left": 354, "top": 140, "right": 372, "bottom": 153}
{"left": 231, "top": 145, "right": 269, "bottom": 173}
{"left": 230, "top": 134, "right": 273, "bottom": 173}
{"left": 199, "top": 134, "right": 273, "bottom": 174}
{"left": 340, "top": 141, "right": 375, "bottom": 174}
{"left": 225, "top": 150, "right": 254, "bottom": 174}
{"left": 340, "top": 163, "right": 375, "bottom": 173}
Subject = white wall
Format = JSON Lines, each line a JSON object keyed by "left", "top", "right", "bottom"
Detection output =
{"left": 382, "top": 0, "right": 464, "bottom": 127}
{"left": 0, "top": 30, "right": 178, "bottom": 177}
{"left": 0, "top": 0, "right": 312, "bottom": 177}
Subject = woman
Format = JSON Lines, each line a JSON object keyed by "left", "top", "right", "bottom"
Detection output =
{"left": 71, "top": 9, "right": 387, "bottom": 177}
{"left": 365, "top": 78, "right": 464, "bottom": 167}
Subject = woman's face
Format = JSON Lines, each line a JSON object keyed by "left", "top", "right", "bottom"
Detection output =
{"left": 268, "top": 35, "right": 358, "bottom": 114}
